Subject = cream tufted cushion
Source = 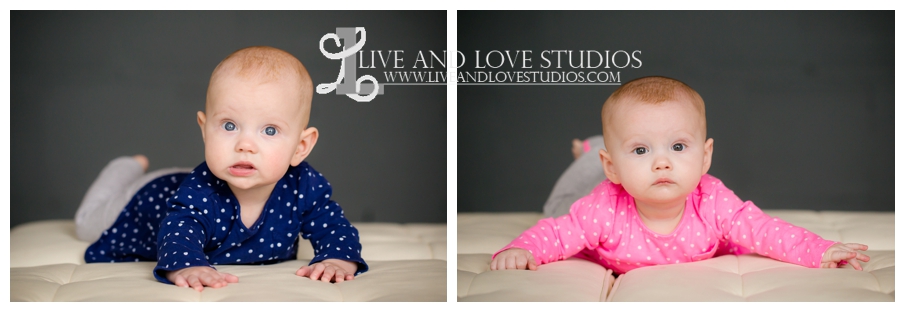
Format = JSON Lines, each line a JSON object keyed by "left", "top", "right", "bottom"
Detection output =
{"left": 10, "top": 219, "right": 446, "bottom": 301}
{"left": 457, "top": 211, "right": 894, "bottom": 301}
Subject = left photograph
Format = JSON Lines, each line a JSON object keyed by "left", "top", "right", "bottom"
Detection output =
{"left": 11, "top": 10, "right": 447, "bottom": 302}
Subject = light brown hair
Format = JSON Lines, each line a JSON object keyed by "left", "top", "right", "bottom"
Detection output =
{"left": 206, "top": 46, "right": 314, "bottom": 126}
{"left": 601, "top": 76, "right": 706, "bottom": 140}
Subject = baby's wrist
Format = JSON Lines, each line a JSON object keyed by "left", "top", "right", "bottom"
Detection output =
{"left": 166, "top": 265, "right": 212, "bottom": 278}
{"left": 493, "top": 246, "right": 527, "bottom": 259}
{"left": 820, "top": 242, "right": 842, "bottom": 261}
{"left": 503, "top": 247, "right": 527, "bottom": 253}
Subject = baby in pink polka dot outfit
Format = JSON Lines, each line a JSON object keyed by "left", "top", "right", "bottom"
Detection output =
{"left": 491, "top": 76, "right": 870, "bottom": 274}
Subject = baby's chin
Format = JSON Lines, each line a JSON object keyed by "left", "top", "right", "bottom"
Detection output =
{"left": 223, "top": 178, "right": 279, "bottom": 192}
{"left": 208, "top": 169, "right": 268, "bottom": 190}
{"left": 636, "top": 195, "right": 687, "bottom": 207}
{"left": 631, "top": 187, "right": 692, "bottom": 206}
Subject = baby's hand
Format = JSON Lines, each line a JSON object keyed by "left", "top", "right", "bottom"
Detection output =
{"left": 296, "top": 259, "right": 358, "bottom": 283}
{"left": 821, "top": 243, "right": 870, "bottom": 271}
{"left": 490, "top": 248, "right": 537, "bottom": 271}
{"left": 166, "top": 266, "right": 239, "bottom": 292}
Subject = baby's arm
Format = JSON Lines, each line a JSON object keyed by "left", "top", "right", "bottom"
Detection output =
{"left": 296, "top": 165, "right": 368, "bottom": 281}
{"left": 491, "top": 184, "right": 612, "bottom": 270}
{"left": 722, "top": 204, "right": 870, "bottom": 269}
{"left": 152, "top": 187, "right": 224, "bottom": 288}
{"left": 704, "top": 178, "right": 868, "bottom": 269}
{"left": 298, "top": 199, "right": 366, "bottom": 282}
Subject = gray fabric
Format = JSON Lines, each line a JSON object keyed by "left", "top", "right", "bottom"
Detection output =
{"left": 74, "top": 156, "right": 191, "bottom": 242}
{"left": 542, "top": 136, "right": 608, "bottom": 218}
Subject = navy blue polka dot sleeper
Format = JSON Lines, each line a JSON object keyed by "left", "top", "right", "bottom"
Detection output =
{"left": 84, "top": 161, "right": 368, "bottom": 284}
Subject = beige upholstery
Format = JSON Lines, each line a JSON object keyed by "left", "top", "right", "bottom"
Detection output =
{"left": 10, "top": 220, "right": 446, "bottom": 301}
{"left": 458, "top": 211, "right": 894, "bottom": 301}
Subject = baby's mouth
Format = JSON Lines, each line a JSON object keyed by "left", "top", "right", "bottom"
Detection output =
{"left": 653, "top": 178, "right": 674, "bottom": 185}
{"left": 228, "top": 161, "right": 256, "bottom": 176}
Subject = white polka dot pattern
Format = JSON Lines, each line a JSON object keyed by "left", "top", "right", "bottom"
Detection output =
{"left": 84, "top": 161, "right": 368, "bottom": 284}
{"left": 493, "top": 174, "right": 835, "bottom": 274}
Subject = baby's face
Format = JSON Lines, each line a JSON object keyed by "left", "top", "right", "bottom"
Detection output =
{"left": 200, "top": 73, "right": 309, "bottom": 193}
{"left": 602, "top": 97, "right": 713, "bottom": 209}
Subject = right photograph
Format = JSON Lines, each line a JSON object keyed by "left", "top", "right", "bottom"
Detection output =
{"left": 457, "top": 11, "right": 894, "bottom": 302}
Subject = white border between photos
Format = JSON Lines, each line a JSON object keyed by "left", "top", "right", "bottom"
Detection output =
{"left": 446, "top": 8, "right": 458, "bottom": 304}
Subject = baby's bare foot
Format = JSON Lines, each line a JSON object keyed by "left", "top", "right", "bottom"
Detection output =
{"left": 132, "top": 154, "right": 149, "bottom": 172}
{"left": 571, "top": 139, "right": 583, "bottom": 159}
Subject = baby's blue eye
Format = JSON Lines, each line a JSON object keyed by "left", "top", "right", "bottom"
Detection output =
{"left": 633, "top": 147, "right": 647, "bottom": 155}
{"left": 672, "top": 143, "right": 685, "bottom": 151}
{"left": 263, "top": 126, "right": 278, "bottom": 136}
{"left": 223, "top": 122, "right": 236, "bottom": 131}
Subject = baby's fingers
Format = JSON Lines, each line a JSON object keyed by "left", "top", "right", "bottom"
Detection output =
{"left": 828, "top": 249, "right": 855, "bottom": 262}
{"left": 505, "top": 256, "right": 517, "bottom": 270}
{"left": 516, "top": 254, "right": 537, "bottom": 270}
{"left": 333, "top": 269, "right": 347, "bottom": 284}
{"left": 220, "top": 272, "right": 239, "bottom": 284}
{"left": 308, "top": 264, "right": 326, "bottom": 281}
{"left": 187, "top": 275, "right": 204, "bottom": 292}
{"left": 172, "top": 274, "right": 189, "bottom": 288}
{"left": 199, "top": 272, "right": 227, "bottom": 288}
{"left": 297, "top": 265, "right": 326, "bottom": 280}
{"left": 850, "top": 252, "right": 870, "bottom": 271}
{"left": 320, "top": 266, "right": 336, "bottom": 283}
{"left": 843, "top": 243, "right": 869, "bottom": 252}
{"left": 527, "top": 255, "right": 538, "bottom": 271}
{"left": 515, "top": 255, "right": 529, "bottom": 270}
{"left": 849, "top": 258, "right": 864, "bottom": 271}
{"left": 490, "top": 258, "right": 499, "bottom": 271}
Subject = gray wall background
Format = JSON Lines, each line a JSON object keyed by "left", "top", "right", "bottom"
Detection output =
{"left": 11, "top": 11, "right": 447, "bottom": 228}
{"left": 458, "top": 11, "right": 893, "bottom": 213}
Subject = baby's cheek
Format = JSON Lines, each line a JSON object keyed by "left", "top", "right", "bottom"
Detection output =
{"left": 264, "top": 149, "right": 294, "bottom": 177}
{"left": 205, "top": 140, "right": 232, "bottom": 165}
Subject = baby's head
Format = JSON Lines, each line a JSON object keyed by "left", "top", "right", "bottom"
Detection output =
{"left": 197, "top": 46, "right": 318, "bottom": 192}
{"left": 598, "top": 76, "right": 714, "bottom": 208}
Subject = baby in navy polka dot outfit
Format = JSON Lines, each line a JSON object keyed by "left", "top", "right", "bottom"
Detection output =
{"left": 491, "top": 76, "right": 871, "bottom": 274}
{"left": 76, "top": 46, "right": 367, "bottom": 291}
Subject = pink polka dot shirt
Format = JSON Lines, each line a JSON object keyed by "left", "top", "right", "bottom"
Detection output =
{"left": 494, "top": 174, "right": 836, "bottom": 274}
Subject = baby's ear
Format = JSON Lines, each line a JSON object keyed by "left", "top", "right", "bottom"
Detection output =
{"left": 701, "top": 138, "right": 714, "bottom": 176}
{"left": 599, "top": 149, "right": 620, "bottom": 184}
{"left": 196, "top": 111, "right": 207, "bottom": 142}
{"left": 291, "top": 127, "right": 319, "bottom": 166}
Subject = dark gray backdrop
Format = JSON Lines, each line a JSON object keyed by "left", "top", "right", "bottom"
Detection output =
{"left": 458, "top": 11, "right": 893, "bottom": 213}
{"left": 11, "top": 11, "right": 447, "bottom": 228}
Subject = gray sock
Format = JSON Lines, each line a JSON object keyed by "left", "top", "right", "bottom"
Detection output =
{"left": 74, "top": 157, "right": 192, "bottom": 242}
{"left": 542, "top": 135, "right": 608, "bottom": 218}
{"left": 75, "top": 156, "right": 145, "bottom": 242}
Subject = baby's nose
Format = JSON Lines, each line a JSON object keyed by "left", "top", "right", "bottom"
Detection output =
{"left": 235, "top": 135, "right": 257, "bottom": 153}
{"left": 653, "top": 157, "right": 672, "bottom": 170}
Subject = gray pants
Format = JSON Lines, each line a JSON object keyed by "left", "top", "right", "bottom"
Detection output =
{"left": 74, "top": 156, "right": 191, "bottom": 242}
{"left": 541, "top": 135, "right": 608, "bottom": 218}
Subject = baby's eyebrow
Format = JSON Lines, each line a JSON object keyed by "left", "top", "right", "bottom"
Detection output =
{"left": 208, "top": 107, "right": 237, "bottom": 119}
{"left": 208, "top": 112, "right": 229, "bottom": 121}
{"left": 267, "top": 117, "right": 291, "bottom": 129}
